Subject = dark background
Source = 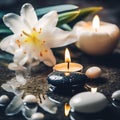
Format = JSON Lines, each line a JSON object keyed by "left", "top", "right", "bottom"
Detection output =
{"left": 0, "top": 0, "right": 120, "bottom": 26}
{"left": 0, "top": 0, "right": 120, "bottom": 120}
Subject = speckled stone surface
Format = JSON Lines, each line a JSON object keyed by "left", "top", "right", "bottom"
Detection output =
{"left": 0, "top": 0, "right": 120, "bottom": 120}
{"left": 47, "top": 71, "right": 87, "bottom": 86}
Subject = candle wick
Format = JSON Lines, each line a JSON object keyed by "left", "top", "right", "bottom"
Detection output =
{"left": 67, "top": 62, "right": 70, "bottom": 70}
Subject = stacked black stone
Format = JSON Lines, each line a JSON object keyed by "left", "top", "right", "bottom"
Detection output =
{"left": 47, "top": 71, "right": 88, "bottom": 88}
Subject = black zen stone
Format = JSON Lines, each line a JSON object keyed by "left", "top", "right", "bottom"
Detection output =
{"left": 47, "top": 71, "right": 87, "bottom": 87}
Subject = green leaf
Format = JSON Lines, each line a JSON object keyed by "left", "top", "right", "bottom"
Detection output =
{"left": 0, "top": 25, "right": 11, "bottom": 39}
{"left": 58, "top": 10, "right": 80, "bottom": 26}
{"left": 0, "top": 51, "right": 13, "bottom": 61}
{"left": 58, "top": 7, "right": 103, "bottom": 26}
{"left": 0, "top": 6, "right": 102, "bottom": 37}
{"left": 36, "top": 4, "right": 78, "bottom": 17}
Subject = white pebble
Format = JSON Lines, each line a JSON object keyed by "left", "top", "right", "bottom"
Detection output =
{"left": 69, "top": 92, "right": 108, "bottom": 113}
{"left": 0, "top": 95, "right": 9, "bottom": 106}
{"left": 23, "top": 95, "right": 37, "bottom": 103}
{"left": 112, "top": 90, "right": 120, "bottom": 100}
{"left": 31, "top": 112, "right": 44, "bottom": 120}
{"left": 85, "top": 66, "right": 102, "bottom": 79}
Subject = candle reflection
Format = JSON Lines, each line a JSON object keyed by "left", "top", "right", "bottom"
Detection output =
{"left": 64, "top": 103, "right": 71, "bottom": 116}
{"left": 91, "top": 87, "right": 97, "bottom": 93}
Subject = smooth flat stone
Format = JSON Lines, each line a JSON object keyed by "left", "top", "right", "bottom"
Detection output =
{"left": 69, "top": 92, "right": 108, "bottom": 113}
{"left": 47, "top": 71, "right": 87, "bottom": 87}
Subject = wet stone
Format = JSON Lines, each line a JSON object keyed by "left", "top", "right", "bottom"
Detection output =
{"left": 47, "top": 71, "right": 88, "bottom": 87}
{"left": 0, "top": 95, "right": 10, "bottom": 106}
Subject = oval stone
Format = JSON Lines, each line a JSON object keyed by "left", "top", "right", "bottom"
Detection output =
{"left": 0, "top": 95, "right": 10, "bottom": 106}
{"left": 69, "top": 92, "right": 108, "bottom": 113}
{"left": 112, "top": 90, "right": 120, "bottom": 100}
{"left": 47, "top": 71, "right": 87, "bottom": 87}
{"left": 85, "top": 66, "right": 102, "bottom": 79}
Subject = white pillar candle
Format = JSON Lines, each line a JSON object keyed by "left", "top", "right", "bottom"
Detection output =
{"left": 73, "top": 15, "right": 120, "bottom": 55}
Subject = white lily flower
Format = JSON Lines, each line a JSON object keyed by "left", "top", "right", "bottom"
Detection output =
{"left": 0, "top": 3, "right": 77, "bottom": 68}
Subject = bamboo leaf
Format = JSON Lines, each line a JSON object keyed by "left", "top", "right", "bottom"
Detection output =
{"left": 58, "top": 7, "right": 103, "bottom": 26}
{"left": 36, "top": 4, "right": 78, "bottom": 17}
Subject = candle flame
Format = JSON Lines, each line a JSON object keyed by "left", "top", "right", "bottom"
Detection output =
{"left": 64, "top": 103, "right": 71, "bottom": 116}
{"left": 65, "top": 48, "right": 71, "bottom": 62}
{"left": 92, "top": 15, "right": 100, "bottom": 31}
{"left": 91, "top": 87, "right": 97, "bottom": 93}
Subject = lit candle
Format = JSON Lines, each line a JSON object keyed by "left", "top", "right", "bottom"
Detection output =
{"left": 92, "top": 15, "right": 100, "bottom": 32}
{"left": 65, "top": 48, "right": 71, "bottom": 70}
{"left": 53, "top": 48, "right": 83, "bottom": 72}
{"left": 47, "top": 48, "right": 87, "bottom": 90}
{"left": 74, "top": 15, "right": 120, "bottom": 55}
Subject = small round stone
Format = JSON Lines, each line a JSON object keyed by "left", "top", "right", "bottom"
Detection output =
{"left": 23, "top": 95, "right": 37, "bottom": 108}
{"left": 111, "top": 90, "right": 120, "bottom": 108}
{"left": 85, "top": 66, "right": 102, "bottom": 79}
{"left": 31, "top": 112, "right": 44, "bottom": 120}
{"left": 112, "top": 90, "right": 120, "bottom": 100}
{"left": 23, "top": 95, "right": 37, "bottom": 103}
{"left": 0, "top": 95, "right": 10, "bottom": 106}
{"left": 47, "top": 71, "right": 87, "bottom": 87}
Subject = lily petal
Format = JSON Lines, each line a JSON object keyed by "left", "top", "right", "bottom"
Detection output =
{"left": 14, "top": 48, "right": 28, "bottom": 66}
{"left": 3, "top": 13, "right": 30, "bottom": 34}
{"left": 38, "top": 94, "right": 57, "bottom": 114}
{"left": 5, "top": 95, "right": 23, "bottom": 116}
{"left": 39, "top": 47, "right": 56, "bottom": 66}
{"left": 16, "top": 72, "right": 26, "bottom": 85}
{"left": 35, "top": 11, "right": 58, "bottom": 30}
{"left": 8, "top": 63, "right": 26, "bottom": 71}
{"left": 0, "top": 35, "right": 18, "bottom": 54}
{"left": 21, "top": 3, "right": 38, "bottom": 28}
{"left": 40, "top": 27, "right": 77, "bottom": 48}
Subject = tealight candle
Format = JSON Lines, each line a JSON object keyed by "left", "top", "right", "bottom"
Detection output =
{"left": 47, "top": 48, "right": 87, "bottom": 90}
{"left": 74, "top": 15, "right": 120, "bottom": 55}
{"left": 53, "top": 48, "right": 83, "bottom": 72}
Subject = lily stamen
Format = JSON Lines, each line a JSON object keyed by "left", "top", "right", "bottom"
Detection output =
{"left": 22, "top": 31, "right": 31, "bottom": 37}
{"left": 33, "top": 28, "right": 36, "bottom": 31}
{"left": 39, "top": 28, "right": 42, "bottom": 33}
